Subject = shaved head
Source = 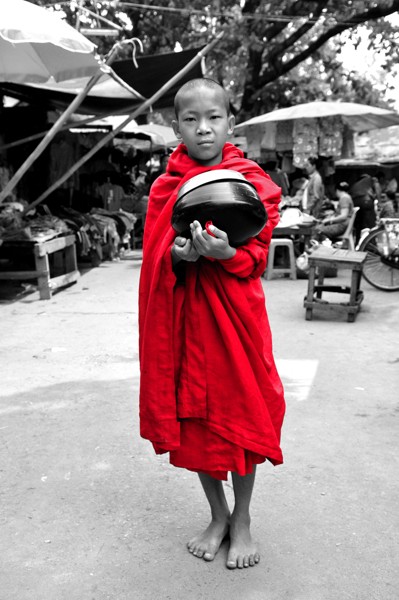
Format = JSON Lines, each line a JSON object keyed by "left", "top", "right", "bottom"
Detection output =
{"left": 174, "top": 78, "right": 230, "bottom": 117}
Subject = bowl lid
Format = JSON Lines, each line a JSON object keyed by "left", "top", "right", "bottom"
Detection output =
{"left": 177, "top": 169, "right": 255, "bottom": 199}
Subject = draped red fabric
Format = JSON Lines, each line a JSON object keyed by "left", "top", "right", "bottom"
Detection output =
{"left": 138, "top": 143, "right": 285, "bottom": 477}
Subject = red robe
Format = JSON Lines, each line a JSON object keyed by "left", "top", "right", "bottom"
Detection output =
{"left": 139, "top": 143, "right": 285, "bottom": 480}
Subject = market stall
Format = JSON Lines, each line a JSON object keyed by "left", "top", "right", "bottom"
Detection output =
{"left": 235, "top": 101, "right": 399, "bottom": 196}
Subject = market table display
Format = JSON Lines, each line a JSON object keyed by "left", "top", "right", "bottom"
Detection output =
{"left": 273, "top": 220, "right": 316, "bottom": 248}
{"left": 272, "top": 209, "right": 316, "bottom": 249}
{"left": 0, "top": 234, "right": 79, "bottom": 299}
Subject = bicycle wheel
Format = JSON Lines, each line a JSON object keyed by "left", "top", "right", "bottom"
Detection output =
{"left": 359, "top": 229, "right": 399, "bottom": 291}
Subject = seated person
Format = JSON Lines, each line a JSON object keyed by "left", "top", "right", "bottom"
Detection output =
{"left": 379, "top": 190, "right": 396, "bottom": 219}
{"left": 279, "top": 177, "right": 307, "bottom": 210}
{"left": 314, "top": 182, "right": 354, "bottom": 242}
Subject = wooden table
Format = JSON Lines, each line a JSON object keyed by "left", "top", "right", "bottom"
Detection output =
{"left": 303, "top": 247, "right": 367, "bottom": 322}
{"left": 0, "top": 234, "right": 79, "bottom": 299}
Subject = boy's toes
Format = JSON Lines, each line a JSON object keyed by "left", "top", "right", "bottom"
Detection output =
{"left": 203, "top": 551, "right": 215, "bottom": 562}
{"left": 254, "top": 552, "right": 260, "bottom": 563}
{"left": 193, "top": 548, "right": 205, "bottom": 558}
{"left": 243, "top": 555, "right": 250, "bottom": 568}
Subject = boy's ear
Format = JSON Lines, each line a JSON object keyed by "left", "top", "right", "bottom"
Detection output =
{"left": 172, "top": 120, "right": 182, "bottom": 139}
{"left": 227, "top": 114, "right": 235, "bottom": 135}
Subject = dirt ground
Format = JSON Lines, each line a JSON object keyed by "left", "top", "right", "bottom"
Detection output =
{"left": 0, "top": 252, "right": 398, "bottom": 600}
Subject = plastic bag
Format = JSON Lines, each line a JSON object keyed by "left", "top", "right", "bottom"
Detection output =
{"left": 296, "top": 251, "right": 309, "bottom": 272}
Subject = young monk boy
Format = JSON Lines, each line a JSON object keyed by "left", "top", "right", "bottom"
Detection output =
{"left": 138, "top": 78, "right": 285, "bottom": 570}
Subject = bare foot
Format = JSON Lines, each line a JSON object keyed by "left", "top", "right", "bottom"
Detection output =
{"left": 187, "top": 517, "right": 230, "bottom": 561}
{"left": 226, "top": 515, "right": 260, "bottom": 569}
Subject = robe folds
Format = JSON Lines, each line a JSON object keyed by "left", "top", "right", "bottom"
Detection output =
{"left": 138, "top": 142, "right": 286, "bottom": 480}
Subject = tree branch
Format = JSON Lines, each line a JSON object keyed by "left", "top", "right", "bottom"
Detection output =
{"left": 251, "top": 1, "right": 327, "bottom": 44}
{"left": 256, "top": 0, "right": 399, "bottom": 98}
{"left": 267, "top": 0, "right": 328, "bottom": 62}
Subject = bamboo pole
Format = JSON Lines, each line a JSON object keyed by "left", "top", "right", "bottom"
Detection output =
{"left": 0, "top": 43, "right": 125, "bottom": 205}
{"left": 23, "top": 31, "right": 224, "bottom": 215}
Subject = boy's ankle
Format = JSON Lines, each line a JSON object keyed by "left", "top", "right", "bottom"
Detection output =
{"left": 231, "top": 510, "right": 251, "bottom": 525}
{"left": 211, "top": 509, "right": 230, "bottom": 523}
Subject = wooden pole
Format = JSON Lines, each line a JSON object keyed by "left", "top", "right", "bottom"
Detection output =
{"left": 23, "top": 31, "right": 224, "bottom": 215}
{"left": 0, "top": 43, "right": 124, "bottom": 205}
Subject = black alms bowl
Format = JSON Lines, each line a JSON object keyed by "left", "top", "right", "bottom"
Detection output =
{"left": 171, "top": 169, "right": 267, "bottom": 247}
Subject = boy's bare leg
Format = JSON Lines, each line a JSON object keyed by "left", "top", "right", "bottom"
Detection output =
{"left": 187, "top": 472, "right": 231, "bottom": 561}
{"left": 227, "top": 466, "right": 260, "bottom": 569}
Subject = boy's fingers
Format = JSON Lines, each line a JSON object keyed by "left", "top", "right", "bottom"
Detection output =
{"left": 206, "top": 224, "right": 228, "bottom": 240}
{"left": 190, "top": 222, "right": 206, "bottom": 244}
{"left": 190, "top": 222, "right": 202, "bottom": 239}
{"left": 175, "top": 236, "right": 187, "bottom": 246}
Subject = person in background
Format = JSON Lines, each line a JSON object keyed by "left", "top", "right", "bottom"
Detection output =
{"left": 302, "top": 156, "right": 325, "bottom": 218}
{"left": 278, "top": 177, "right": 307, "bottom": 210}
{"left": 314, "top": 181, "right": 354, "bottom": 243}
{"left": 375, "top": 171, "right": 398, "bottom": 217}
{"left": 262, "top": 160, "right": 290, "bottom": 197}
{"left": 379, "top": 190, "right": 396, "bottom": 218}
{"left": 349, "top": 173, "right": 378, "bottom": 241}
{"left": 148, "top": 153, "right": 169, "bottom": 186}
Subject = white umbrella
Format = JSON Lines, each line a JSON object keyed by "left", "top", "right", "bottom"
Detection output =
{"left": 235, "top": 101, "right": 399, "bottom": 133}
{"left": 0, "top": 0, "right": 119, "bottom": 203}
{"left": 0, "top": 0, "right": 101, "bottom": 83}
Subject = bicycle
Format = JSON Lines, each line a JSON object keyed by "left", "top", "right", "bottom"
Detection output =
{"left": 357, "top": 217, "right": 399, "bottom": 291}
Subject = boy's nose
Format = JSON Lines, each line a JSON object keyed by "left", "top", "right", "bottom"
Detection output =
{"left": 196, "top": 119, "right": 211, "bottom": 134}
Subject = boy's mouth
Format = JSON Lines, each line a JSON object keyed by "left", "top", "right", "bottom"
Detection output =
{"left": 198, "top": 139, "right": 213, "bottom": 145}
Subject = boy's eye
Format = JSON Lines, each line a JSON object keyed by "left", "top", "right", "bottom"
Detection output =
{"left": 183, "top": 117, "right": 196, "bottom": 122}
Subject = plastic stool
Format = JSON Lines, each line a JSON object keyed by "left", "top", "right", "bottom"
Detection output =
{"left": 265, "top": 238, "right": 297, "bottom": 280}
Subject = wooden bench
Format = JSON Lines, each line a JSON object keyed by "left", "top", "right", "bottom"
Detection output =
{"left": 304, "top": 247, "right": 368, "bottom": 322}
{"left": 0, "top": 234, "right": 80, "bottom": 300}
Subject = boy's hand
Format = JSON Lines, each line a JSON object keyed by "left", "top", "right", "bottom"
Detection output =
{"left": 190, "top": 220, "right": 236, "bottom": 260}
{"left": 172, "top": 236, "right": 200, "bottom": 263}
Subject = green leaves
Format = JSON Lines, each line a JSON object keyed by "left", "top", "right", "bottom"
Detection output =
{"left": 29, "top": 0, "right": 399, "bottom": 119}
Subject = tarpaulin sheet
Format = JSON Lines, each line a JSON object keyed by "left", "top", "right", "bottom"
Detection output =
{"left": 0, "top": 47, "right": 204, "bottom": 115}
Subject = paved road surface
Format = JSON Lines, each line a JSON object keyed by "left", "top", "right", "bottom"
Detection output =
{"left": 0, "top": 253, "right": 398, "bottom": 600}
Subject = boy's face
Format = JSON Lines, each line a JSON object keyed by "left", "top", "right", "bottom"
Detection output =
{"left": 172, "top": 87, "right": 235, "bottom": 166}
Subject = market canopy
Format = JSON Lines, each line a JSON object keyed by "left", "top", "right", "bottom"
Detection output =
{"left": 235, "top": 101, "right": 399, "bottom": 133}
{"left": 1, "top": 72, "right": 145, "bottom": 116}
{"left": 0, "top": 47, "right": 204, "bottom": 115}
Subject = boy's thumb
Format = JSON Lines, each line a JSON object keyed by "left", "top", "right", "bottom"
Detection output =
{"left": 175, "top": 236, "right": 187, "bottom": 246}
